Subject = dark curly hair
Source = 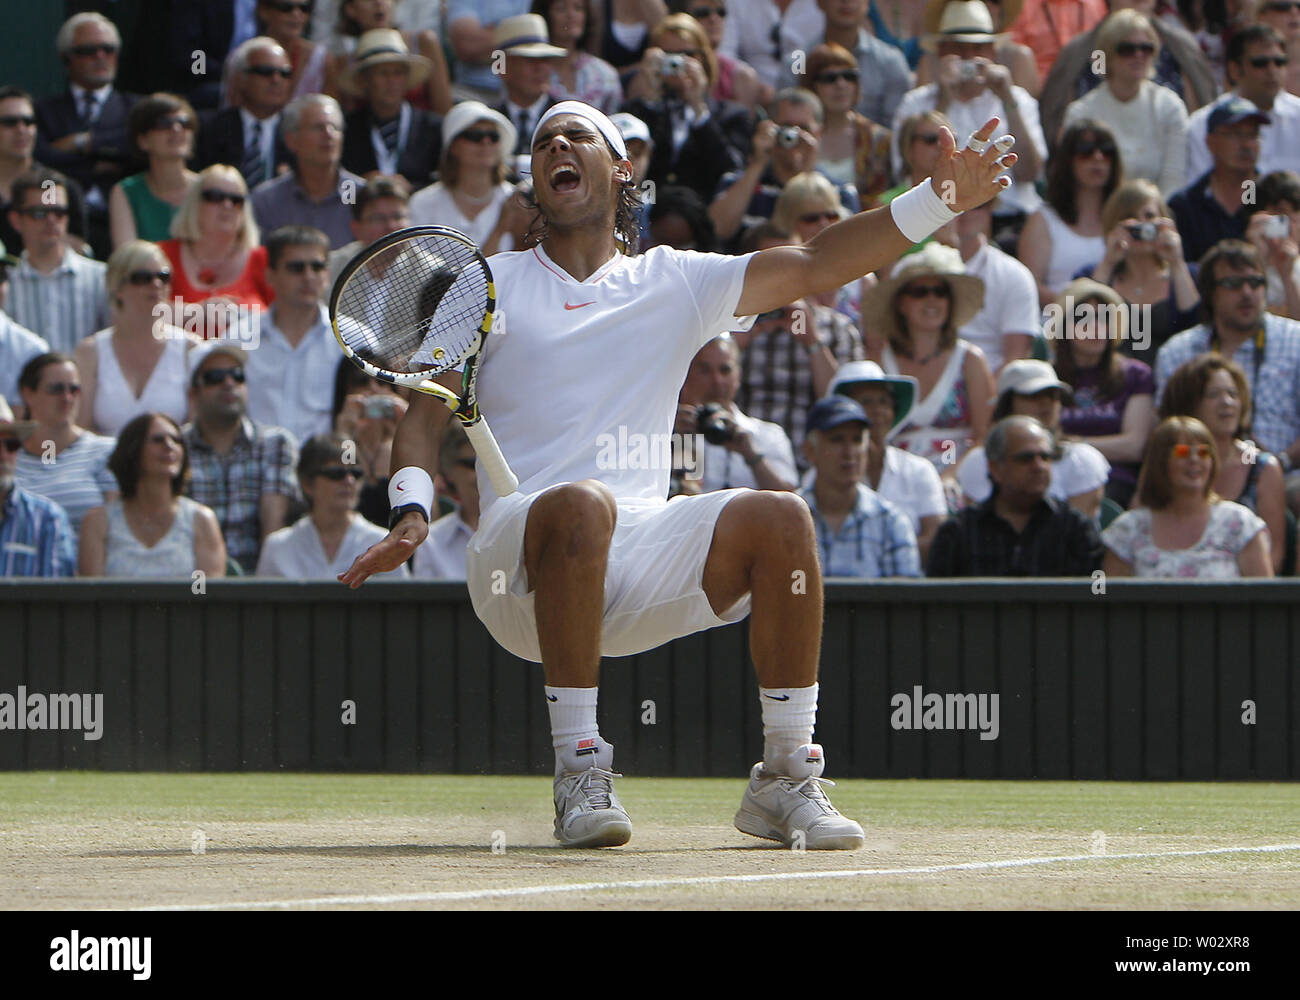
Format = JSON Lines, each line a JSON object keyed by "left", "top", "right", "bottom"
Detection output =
{"left": 521, "top": 176, "right": 645, "bottom": 254}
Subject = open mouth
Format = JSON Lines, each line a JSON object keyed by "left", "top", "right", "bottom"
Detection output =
{"left": 549, "top": 163, "right": 581, "bottom": 193}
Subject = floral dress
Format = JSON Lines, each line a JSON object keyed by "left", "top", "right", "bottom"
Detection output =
{"left": 1101, "top": 501, "right": 1266, "bottom": 578}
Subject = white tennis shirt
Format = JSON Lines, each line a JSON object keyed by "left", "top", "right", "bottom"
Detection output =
{"left": 474, "top": 244, "right": 757, "bottom": 517}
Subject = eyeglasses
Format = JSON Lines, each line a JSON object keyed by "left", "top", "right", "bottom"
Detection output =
{"left": 458, "top": 128, "right": 500, "bottom": 144}
{"left": 1074, "top": 138, "right": 1117, "bottom": 158}
{"left": 901, "top": 283, "right": 951, "bottom": 299}
{"left": 1172, "top": 443, "right": 1213, "bottom": 460}
{"left": 0, "top": 115, "right": 36, "bottom": 128}
{"left": 42, "top": 382, "right": 81, "bottom": 396}
{"left": 197, "top": 366, "right": 246, "bottom": 386}
{"left": 1, "top": 438, "right": 22, "bottom": 453}
{"left": 282, "top": 259, "right": 327, "bottom": 274}
{"left": 200, "top": 189, "right": 246, "bottom": 207}
{"left": 1116, "top": 41, "right": 1156, "bottom": 57}
{"left": 689, "top": 5, "right": 726, "bottom": 18}
{"left": 799, "top": 210, "right": 840, "bottom": 225}
{"left": 1248, "top": 55, "right": 1289, "bottom": 68}
{"left": 1008, "top": 449, "right": 1054, "bottom": 464}
{"left": 150, "top": 115, "right": 194, "bottom": 131}
{"left": 127, "top": 269, "right": 172, "bottom": 286}
{"left": 815, "top": 69, "right": 860, "bottom": 85}
{"left": 911, "top": 132, "right": 941, "bottom": 145}
{"left": 1214, "top": 274, "right": 1267, "bottom": 290}
{"left": 17, "top": 206, "right": 69, "bottom": 220}
{"left": 244, "top": 64, "right": 293, "bottom": 79}
{"left": 266, "top": 0, "right": 313, "bottom": 12}
{"left": 317, "top": 466, "right": 364, "bottom": 481}
{"left": 69, "top": 44, "right": 119, "bottom": 58}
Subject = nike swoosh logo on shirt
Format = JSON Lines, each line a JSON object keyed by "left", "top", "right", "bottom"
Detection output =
{"left": 564, "top": 301, "right": 596, "bottom": 310}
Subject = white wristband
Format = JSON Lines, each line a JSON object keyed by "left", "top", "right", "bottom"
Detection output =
{"left": 889, "top": 178, "right": 960, "bottom": 244}
{"left": 388, "top": 466, "right": 435, "bottom": 519}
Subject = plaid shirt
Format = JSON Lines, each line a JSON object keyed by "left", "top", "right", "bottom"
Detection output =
{"left": 1154, "top": 314, "right": 1300, "bottom": 456}
{"left": 927, "top": 495, "right": 1103, "bottom": 577}
{"left": 737, "top": 305, "right": 864, "bottom": 470}
{"left": 799, "top": 483, "right": 920, "bottom": 578}
{"left": 182, "top": 418, "right": 299, "bottom": 572}
{"left": 5, "top": 248, "right": 109, "bottom": 356}
{"left": 0, "top": 486, "right": 75, "bottom": 578}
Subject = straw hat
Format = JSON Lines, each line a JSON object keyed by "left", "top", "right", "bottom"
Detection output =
{"left": 494, "top": 14, "right": 567, "bottom": 58}
{"left": 859, "top": 243, "right": 985, "bottom": 343}
{"left": 341, "top": 29, "right": 433, "bottom": 95}
{"left": 921, "top": 0, "right": 1012, "bottom": 51}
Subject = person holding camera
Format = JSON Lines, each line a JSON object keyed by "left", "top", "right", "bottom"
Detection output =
{"left": 675, "top": 335, "right": 798, "bottom": 494}
{"left": 1244, "top": 170, "right": 1300, "bottom": 322}
{"left": 1088, "top": 178, "right": 1200, "bottom": 358}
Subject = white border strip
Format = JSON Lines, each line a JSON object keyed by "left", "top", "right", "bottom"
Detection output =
{"left": 135, "top": 842, "right": 1300, "bottom": 910}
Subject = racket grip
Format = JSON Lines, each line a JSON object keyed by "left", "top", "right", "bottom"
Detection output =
{"left": 465, "top": 417, "right": 519, "bottom": 496}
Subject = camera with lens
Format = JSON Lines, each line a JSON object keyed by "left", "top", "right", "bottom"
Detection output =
{"left": 363, "top": 396, "right": 398, "bottom": 420}
{"left": 956, "top": 59, "right": 980, "bottom": 81}
{"left": 1262, "top": 214, "right": 1291, "bottom": 239}
{"left": 1127, "top": 221, "right": 1159, "bottom": 242}
{"left": 696, "top": 403, "right": 736, "bottom": 445}
{"left": 776, "top": 126, "right": 802, "bottom": 149}
{"left": 660, "top": 53, "right": 686, "bottom": 76}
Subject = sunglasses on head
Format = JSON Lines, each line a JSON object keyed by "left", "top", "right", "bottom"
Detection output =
{"left": 70, "top": 43, "right": 118, "bottom": 58}
{"left": 318, "top": 466, "right": 364, "bottom": 481}
{"left": 1074, "top": 138, "right": 1117, "bottom": 158}
{"left": 127, "top": 269, "right": 171, "bottom": 286}
{"left": 1116, "top": 41, "right": 1156, "bottom": 57}
{"left": 197, "top": 366, "right": 246, "bottom": 386}
{"left": 1172, "top": 443, "right": 1213, "bottom": 459}
{"left": 18, "top": 206, "right": 69, "bottom": 220}
{"left": 799, "top": 210, "right": 839, "bottom": 225}
{"left": 245, "top": 64, "right": 293, "bottom": 79}
{"left": 201, "top": 189, "right": 246, "bottom": 207}
{"left": 689, "top": 5, "right": 726, "bottom": 17}
{"left": 458, "top": 128, "right": 500, "bottom": 144}
{"left": 0, "top": 115, "right": 36, "bottom": 128}
{"left": 815, "top": 69, "right": 860, "bottom": 85}
{"left": 902, "top": 283, "right": 951, "bottom": 299}
{"left": 43, "top": 382, "right": 81, "bottom": 396}
{"left": 1214, "top": 274, "right": 1267, "bottom": 290}
{"left": 150, "top": 115, "right": 194, "bottom": 131}
{"left": 1, "top": 438, "right": 22, "bottom": 453}
{"left": 1248, "top": 55, "right": 1289, "bottom": 68}
{"left": 282, "top": 259, "right": 327, "bottom": 274}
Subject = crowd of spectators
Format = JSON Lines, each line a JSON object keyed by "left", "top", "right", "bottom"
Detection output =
{"left": 3, "top": 1, "right": 1300, "bottom": 583}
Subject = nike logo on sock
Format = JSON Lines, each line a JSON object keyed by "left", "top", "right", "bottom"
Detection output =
{"left": 764, "top": 694, "right": 790, "bottom": 701}
{"left": 547, "top": 695, "right": 558, "bottom": 702}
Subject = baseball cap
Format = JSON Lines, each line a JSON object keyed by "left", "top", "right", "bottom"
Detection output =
{"left": 994, "top": 359, "right": 1072, "bottom": 403}
{"left": 187, "top": 341, "right": 249, "bottom": 383}
{"left": 610, "top": 112, "right": 652, "bottom": 148}
{"left": 1207, "top": 95, "right": 1271, "bottom": 133}
{"left": 807, "top": 395, "right": 870, "bottom": 432}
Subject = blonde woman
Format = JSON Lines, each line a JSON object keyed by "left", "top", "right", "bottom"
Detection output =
{"left": 74, "top": 241, "right": 200, "bottom": 436}
{"left": 771, "top": 172, "right": 860, "bottom": 321}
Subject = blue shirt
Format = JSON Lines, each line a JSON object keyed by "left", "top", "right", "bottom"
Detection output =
{"left": 799, "top": 482, "right": 920, "bottom": 578}
{"left": 445, "top": 0, "right": 530, "bottom": 94}
{"left": 0, "top": 486, "right": 75, "bottom": 577}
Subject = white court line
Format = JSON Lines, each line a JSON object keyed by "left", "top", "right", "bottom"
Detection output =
{"left": 135, "top": 842, "right": 1300, "bottom": 910}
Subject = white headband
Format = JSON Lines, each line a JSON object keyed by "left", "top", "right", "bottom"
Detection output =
{"left": 532, "top": 101, "right": 628, "bottom": 160}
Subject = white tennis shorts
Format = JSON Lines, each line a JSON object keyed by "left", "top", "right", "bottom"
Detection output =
{"left": 466, "top": 486, "right": 755, "bottom": 663}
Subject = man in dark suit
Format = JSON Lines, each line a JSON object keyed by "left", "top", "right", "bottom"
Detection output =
{"left": 34, "top": 12, "right": 139, "bottom": 259}
{"left": 196, "top": 36, "right": 295, "bottom": 187}
{"left": 489, "top": 15, "right": 564, "bottom": 160}
{"left": 340, "top": 30, "right": 442, "bottom": 191}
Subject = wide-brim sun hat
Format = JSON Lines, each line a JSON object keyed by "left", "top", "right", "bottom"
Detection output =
{"left": 440, "top": 101, "right": 517, "bottom": 159}
{"left": 921, "top": 0, "right": 1012, "bottom": 52}
{"left": 859, "top": 242, "right": 985, "bottom": 343}
{"left": 341, "top": 28, "right": 433, "bottom": 95}
{"left": 494, "top": 13, "right": 568, "bottom": 58}
{"left": 828, "top": 360, "right": 918, "bottom": 431}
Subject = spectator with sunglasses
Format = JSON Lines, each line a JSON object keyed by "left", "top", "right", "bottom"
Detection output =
{"left": 255, "top": 0, "right": 328, "bottom": 99}
{"left": 182, "top": 341, "right": 300, "bottom": 574}
{"left": 257, "top": 432, "right": 408, "bottom": 579}
{"left": 158, "top": 165, "right": 273, "bottom": 336}
{"left": 1258, "top": 0, "right": 1300, "bottom": 97}
{"left": 0, "top": 396, "right": 75, "bottom": 578}
{"left": 327, "top": 174, "right": 413, "bottom": 293}
{"left": 412, "top": 421, "right": 480, "bottom": 579}
{"left": 798, "top": 43, "right": 894, "bottom": 203}
{"left": 0, "top": 86, "right": 90, "bottom": 259}
{"left": 201, "top": 37, "right": 296, "bottom": 187}
{"left": 683, "top": 1, "right": 769, "bottom": 110}
{"left": 1102, "top": 415, "right": 1272, "bottom": 577}
{"left": 74, "top": 240, "right": 199, "bottom": 437}
{"left": 244, "top": 226, "right": 340, "bottom": 448}
{"left": 108, "top": 94, "right": 199, "bottom": 249}
{"left": 1185, "top": 25, "right": 1300, "bottom": 182}
{"left": 79, "top": 412, "right": 227, "bottom": 578}
{"left": 12, "top": 352, "right": 117, "bottom": 544}
{"left": 34, "top": 12, "right": 140, "bottom": 259}
{"left": 770, "top": 172, "right": 861, "bottom": 321}
{"left": 4, "top": 169, "right": 109, "bottom": 356}
{"left": 1061, "top": 9, "right": 1187, "bottom": 198}
{"left": 877, "top": 110, "right": 953, "bottom": 260}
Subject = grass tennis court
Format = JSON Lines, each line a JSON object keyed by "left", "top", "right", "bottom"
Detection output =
{"left": 3, "top": 773, "right": 1299, "bottom": 909}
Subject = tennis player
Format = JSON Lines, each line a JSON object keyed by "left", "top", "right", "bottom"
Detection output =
{"left": 340, "top": 100, "right": 1014, "bottom": 849}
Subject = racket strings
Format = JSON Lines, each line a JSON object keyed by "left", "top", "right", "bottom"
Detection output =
{"left": 334, "top": 233, "right": 489, "bottom": 375}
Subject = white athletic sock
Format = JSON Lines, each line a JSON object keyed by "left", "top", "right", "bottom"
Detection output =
{"left": 547, "top": 685, "right": 600, "bottom": 772}
{"left": 760, "top": 683, "right": 818, "bottom": 766}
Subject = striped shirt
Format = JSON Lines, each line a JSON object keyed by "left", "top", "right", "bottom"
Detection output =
{"left": 182, "top": 417, "right": 299, "bottom": 573}
{"left": 14, "top": 431, "right": 117, "bottom": 543}
{"left": 6, "top": 249, "right": 109, "bottom": 355}
{"left": 799, "top": 482, "right": 921, "bottom": 578}
{"left": 0, "top": 486, "right": 75, "bottom": 577}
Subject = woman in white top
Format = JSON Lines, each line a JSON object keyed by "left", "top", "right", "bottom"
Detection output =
{"left": 1061, "top": 9, "right": 1188, "bottom": 197}
{"left": 79, "top": 413, "right": 226, "bottom": 577}
{"left": 13, "top": 352, "right": 118, "bottom": 541}
{"left": 408, "top": 102, "right": 522, "bottom": 254}
{"left": 75, "top": 241, "right": 200, "bottom": 437}
{"left": 258, "top": 433, "right": 408, "bottom": 579}
{"left": 1018, "top": 118, "right": 1122, "bottom": 306}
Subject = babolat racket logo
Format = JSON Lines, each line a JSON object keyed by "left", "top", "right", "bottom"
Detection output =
{"left": 576, "top": 739, "right": 598, "bottom": 757}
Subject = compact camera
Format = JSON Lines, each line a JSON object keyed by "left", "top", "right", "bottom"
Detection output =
{"left": 1262, "top": 214, "right": 1291, "bottom": 239}
{"left": 363, "top": 396, "right": 399, "bottom": 420}
{"left": 696, "top": 403, "right": 736, "bottom": 445}
{"left": 1127, "top": 221, "right": 1159, "bottom": 242}
{"left": 660, "top": 54, "right": 686, "bottom": 76}
{"left": 956, "top": 59, "right": 980, "bottom": 81}
{"left": 776, "top": 126, "right": 802, "bottom": 149}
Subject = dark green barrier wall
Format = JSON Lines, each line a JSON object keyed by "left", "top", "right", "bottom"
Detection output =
{"left": 0, "top": 581, "right": 1296, "bottom": 779}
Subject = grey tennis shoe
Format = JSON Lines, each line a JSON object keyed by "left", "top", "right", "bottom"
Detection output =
{"left": 734, "top": 743, "right": 865, "bottom": 850}
{"left": 553, "top": 737, "right": 633, "bottom": 848}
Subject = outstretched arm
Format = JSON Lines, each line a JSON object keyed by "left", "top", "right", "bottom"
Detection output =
{"left": 735, "top": 119, "right": 1014, "bottom": 317}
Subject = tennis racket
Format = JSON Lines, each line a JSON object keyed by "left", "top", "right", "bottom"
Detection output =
{"left": 329, "top": 225, "right": 518, "bottom": 497}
